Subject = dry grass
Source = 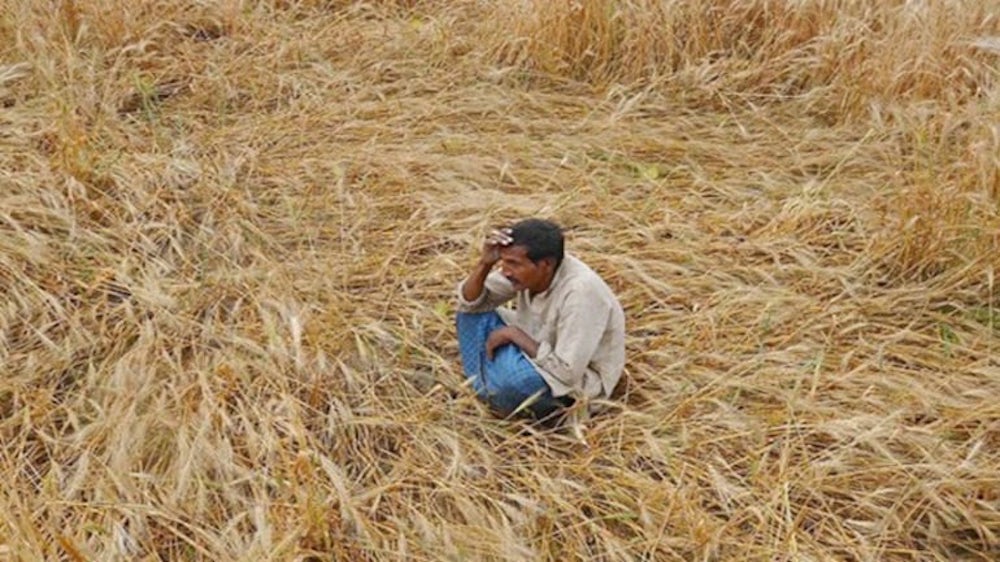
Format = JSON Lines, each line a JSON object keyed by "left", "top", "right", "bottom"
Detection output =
{"left": 1, "top": 0, "right": 999, "bottom": 560}
{"left": 488, "top": 0, "right": 1000, "bottom": 122}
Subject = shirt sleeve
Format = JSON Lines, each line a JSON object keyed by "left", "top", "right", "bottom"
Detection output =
{"left": 533, "top": 284, "right": 612, "bottom": 393}
{"left": 456, "top": 271, "right": 516, "bottom": 313}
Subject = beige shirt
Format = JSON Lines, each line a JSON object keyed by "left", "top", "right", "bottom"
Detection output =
{"left": 457, "top": 254, "right": 626, "bottom": 400}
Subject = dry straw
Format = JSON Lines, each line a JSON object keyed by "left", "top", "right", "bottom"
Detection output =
{"left": 1, "top": 0, "right": 998, "bottom": 560}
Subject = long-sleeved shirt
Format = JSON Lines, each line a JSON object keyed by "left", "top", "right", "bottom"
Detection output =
{"left": 456, "top": 254, "right": 626, "bottom": 400}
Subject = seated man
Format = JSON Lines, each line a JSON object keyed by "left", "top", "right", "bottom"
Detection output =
{"left": 455, "top": 218, "right": 626, "bottom": 421}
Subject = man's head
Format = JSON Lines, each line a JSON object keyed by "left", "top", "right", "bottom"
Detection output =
{"left": 498, "top": 218, "right": 564, "bottom": 295}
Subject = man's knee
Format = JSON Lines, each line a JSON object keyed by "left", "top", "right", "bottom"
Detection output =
{"left": 455, "top": 311, "right": 497, "bottom": 333}
{"left": 455, "top": 312, "right": 482, "bottom": 346}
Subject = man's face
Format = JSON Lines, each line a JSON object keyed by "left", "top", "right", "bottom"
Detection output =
{"left": 498, "top": 245, "right": 553, "bottom": 294}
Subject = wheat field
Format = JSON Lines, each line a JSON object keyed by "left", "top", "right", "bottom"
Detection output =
{"left": 1, "top": 1, "right": 999, "bottom": 560}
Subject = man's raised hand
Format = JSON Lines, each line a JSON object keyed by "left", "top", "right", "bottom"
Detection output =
{"left": 461, "top": 227, "right": 514, "bottom": 303}
{"left": 480, "top": 227, "right": 513, "bottom": 267}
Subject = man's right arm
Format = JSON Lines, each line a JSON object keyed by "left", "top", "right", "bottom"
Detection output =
{"left": 457, "top": 267, "right": 516, "bottom": 313}
{"left": 457, "top": 227, "right": 515, "bottom": 312}
{"left": 461, "top": 261, "right": 494, "bottom": 303}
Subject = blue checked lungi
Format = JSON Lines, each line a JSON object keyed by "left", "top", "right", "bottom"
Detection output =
{"left": 456, "top": 311, "right": 570, "bottom": 419}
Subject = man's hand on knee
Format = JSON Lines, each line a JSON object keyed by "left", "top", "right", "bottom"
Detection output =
{"left": 486, "top": 326, "right": 539, "bottom": 359}
{"left": 485, "top": 327, "right": 514, "bottom": 359}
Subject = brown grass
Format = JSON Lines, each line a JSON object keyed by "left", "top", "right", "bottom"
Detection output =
{"left": 1, "top": 0, "right": 999, "bottom": 560}
{"left": 489, "top": 0, "right": 1000, "bottom": 121}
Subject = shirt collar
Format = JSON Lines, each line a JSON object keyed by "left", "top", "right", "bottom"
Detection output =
{"left": 532, "top": 254, "right": 571, "bottom": 300}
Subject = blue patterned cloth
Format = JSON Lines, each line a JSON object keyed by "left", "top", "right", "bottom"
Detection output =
{"left": 456, "top": 311, "right": 569, "bottom": 419}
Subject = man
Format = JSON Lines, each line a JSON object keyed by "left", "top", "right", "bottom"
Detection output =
{"left": 455, "top": 218, "right": 626, "bottom": 421}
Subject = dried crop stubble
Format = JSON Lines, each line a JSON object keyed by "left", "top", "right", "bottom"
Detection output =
{"left": 1, "top": 0, "right": 999, "bottom": 560}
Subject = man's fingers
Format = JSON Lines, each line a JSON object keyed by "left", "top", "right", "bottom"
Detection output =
{"left": 485, "top": 328, "right": 506, "bottom": 360}
{"left": 488, "top": 229, "right": 513, "bottom": 246}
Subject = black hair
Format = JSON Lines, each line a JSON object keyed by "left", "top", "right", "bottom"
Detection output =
{"left": 509, "top": 218, "right": 564, "bottom": 267}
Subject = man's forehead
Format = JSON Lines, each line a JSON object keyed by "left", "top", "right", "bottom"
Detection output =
{"left": 499, "top": 244, "right": 530, "bottom": 260}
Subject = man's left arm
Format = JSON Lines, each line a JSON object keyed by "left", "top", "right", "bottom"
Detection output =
{"left": 531, "top": 287, "right": 612, "bottom": 391}
{"left": 486, "top": 325, "right": 540, "bottom": 359}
